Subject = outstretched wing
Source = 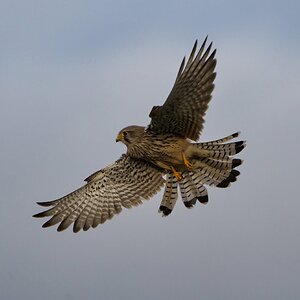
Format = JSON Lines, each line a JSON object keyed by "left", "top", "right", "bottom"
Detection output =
{"left": 148, "top": 37, "right": 217, "bottom": 141}
{"left": 33, "top": 155, "right": 165, "bottom": 232}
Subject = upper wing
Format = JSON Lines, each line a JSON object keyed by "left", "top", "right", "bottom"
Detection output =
{"left": 33, "top": 155, "right": 165, "bottom": 232}
{"left": 147, "top": 37, "right": 217, "bottom": 141}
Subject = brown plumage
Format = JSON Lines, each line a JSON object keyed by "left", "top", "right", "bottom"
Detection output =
{"left": 34, "top": 37, "right": 246, "bottom": 232}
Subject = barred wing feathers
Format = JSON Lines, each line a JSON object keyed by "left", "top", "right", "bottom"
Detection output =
{"left": 33, "top": 155, "right": 165, "bottom": 232}
{"left": 148, "top": 37, "right": 217, "bottom": 141}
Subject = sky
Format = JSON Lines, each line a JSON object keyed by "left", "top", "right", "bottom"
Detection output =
{"left": 1, "top": 0, "right": 300, "bottom": 299}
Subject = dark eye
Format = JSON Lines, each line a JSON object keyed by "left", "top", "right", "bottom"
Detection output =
{"left": 123, "top": 131, "right": 128, "bottom": 137}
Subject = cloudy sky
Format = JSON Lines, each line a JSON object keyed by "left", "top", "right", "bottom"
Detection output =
{"left": 1, "top": 1, "right": 300, "bottom": 299}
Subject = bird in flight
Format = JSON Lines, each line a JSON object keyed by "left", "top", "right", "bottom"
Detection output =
{"left": 34, "top": 37, "right": 246, "bottom": 232}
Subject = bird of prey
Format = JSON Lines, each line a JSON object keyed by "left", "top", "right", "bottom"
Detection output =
{"left": 33, "top": 37, "right": 246, "bottom": 233}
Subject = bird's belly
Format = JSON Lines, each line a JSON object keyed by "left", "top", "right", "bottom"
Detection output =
{"left": 149, "top": 147, "right": 186, "bottom": 170}
{"left": 154, "top": 160, "right": 180, "bottom": 171}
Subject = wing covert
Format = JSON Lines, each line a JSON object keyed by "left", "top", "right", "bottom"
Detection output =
{"left": 33, "top": 155, "right": 165, "bottom": 232}
{"left": 148, "top": 37, "right": 217, "bottom": 141}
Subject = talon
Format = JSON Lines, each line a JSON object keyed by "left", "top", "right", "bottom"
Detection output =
{"left": 182, "top": 152, "right": 193, "bottom": 169}
{"left": 171, "top": 166, "right": 182, "bottom": 181}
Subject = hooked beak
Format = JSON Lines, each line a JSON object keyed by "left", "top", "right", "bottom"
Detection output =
{"left": 116, "top": 132, "right": 123, "bottom": 142}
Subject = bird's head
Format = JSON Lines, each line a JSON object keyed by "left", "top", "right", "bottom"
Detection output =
{"left": 116, "top": 125, "right": 146, "bottom": 146}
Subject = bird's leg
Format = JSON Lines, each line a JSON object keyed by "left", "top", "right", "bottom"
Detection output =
{"left": 171, "top": 166, "right": 183, "bottom": 181}
{"left": 182, "top": 152, "right": 193, "bottom": 169}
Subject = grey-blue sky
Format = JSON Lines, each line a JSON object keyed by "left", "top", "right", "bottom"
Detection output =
{"left": 1, "top": 1, "right": 300, "bottom": 300}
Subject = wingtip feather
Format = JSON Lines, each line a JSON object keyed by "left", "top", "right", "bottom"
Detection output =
{"left": 36, "top": 200, "right": 57, "bottom": 207}
{"left": 32, "top": 212, "right": 44, "bottom": 218}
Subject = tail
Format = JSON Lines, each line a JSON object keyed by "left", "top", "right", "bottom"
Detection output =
{"left": 158, "top": 132, "right": 246, "bottom": 216}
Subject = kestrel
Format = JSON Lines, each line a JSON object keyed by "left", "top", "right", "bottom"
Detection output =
{"left": 34, "top": 37, "right": 246, "bottom": 232}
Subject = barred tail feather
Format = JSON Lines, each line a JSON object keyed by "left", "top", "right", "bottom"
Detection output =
{"left": 190, "top": 133, "right": 245, "bottom": 188}
{"left": 179, "top": 173, "right": 199, "bottom": 208}
{"left": 192, "top": 141, "right": 245, "bottom": 159}
{"left": 159, "top": 132, "right": 245, "bottom": 215}
{"left": 189, "top": 172, "right": 209, "bottom": 204}
{"left": 199, "top": 132, "right": 240, "bottom": 145}
{"left": 198, "top": 157, "right": 243, "bottom": 170}
{"left": 158, "top": 174, "right": 178, "bottom": 216}
{"left": 159, "top": 171, "right": 210, "bottom": 215}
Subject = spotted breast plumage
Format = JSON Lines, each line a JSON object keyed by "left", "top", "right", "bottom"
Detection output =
{"left": 33, "top": 37, "right": 246, "bottom": 232}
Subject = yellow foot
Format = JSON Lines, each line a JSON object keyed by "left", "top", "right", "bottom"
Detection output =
{"left": 171, "top": 166, "right": 183, "bottom": 181}
{"left": 182, "top": 152, "right": 193, "bottom": 169}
